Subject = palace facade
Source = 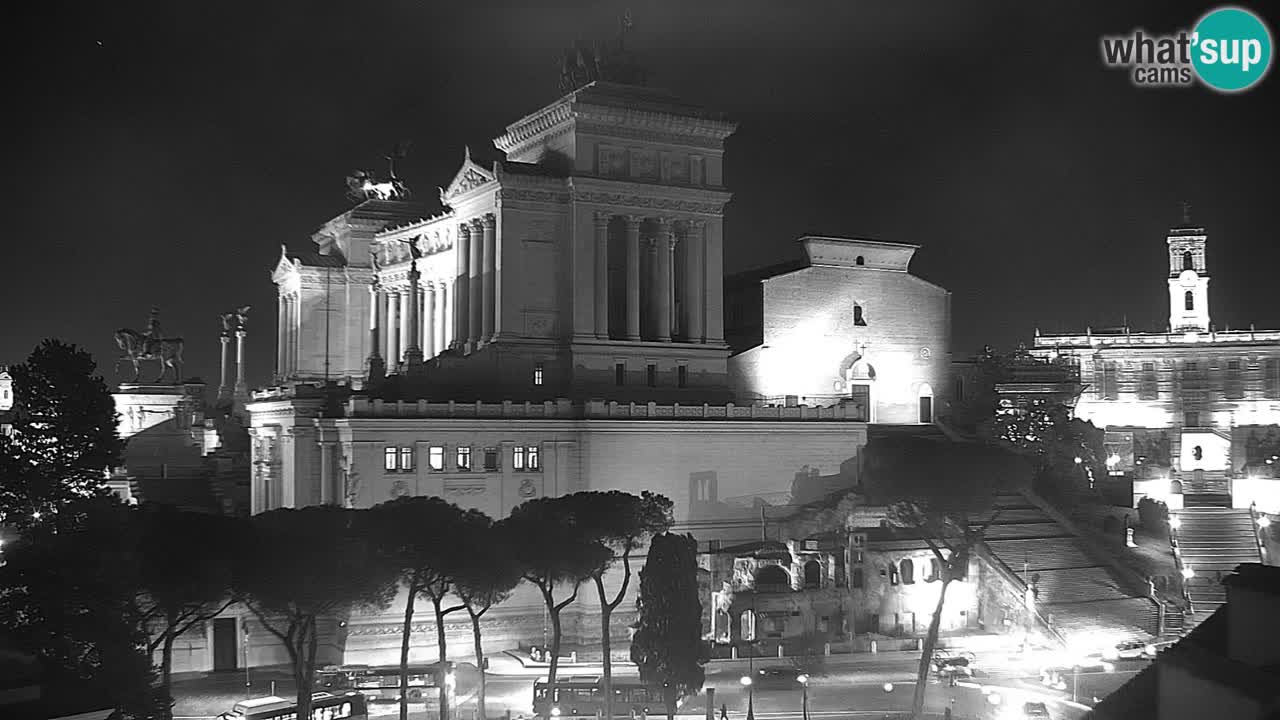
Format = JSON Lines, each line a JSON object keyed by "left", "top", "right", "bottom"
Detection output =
{"left": 180, "top": 80, "right": 960, "bottom": 674}
{"left": 1032, "top": 223, "right": 1280, "bottom": 511}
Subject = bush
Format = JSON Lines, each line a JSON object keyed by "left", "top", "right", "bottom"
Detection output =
{"left": 1137, "top": 498, "right": 1169, "bottom": 530}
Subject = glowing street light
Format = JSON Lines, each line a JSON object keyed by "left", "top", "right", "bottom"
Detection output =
{"left": 1074, "top": 457, "right": 1083, "bottom": 464}
{"left": 882, "top": 682, "right": 894, "bottom": 693}
{"left": 1169, "top": 516, "right": 1182, "bottom": 531}
{"left": 1258, "top": 515, "right": 1272, "bottom": 529}
{"left": 1181, "top": 565, "right": 1196, "bottom": 580}
{"left": 740, "top": 675, "right": 754, "bottom": 720}
{"left": 796, "top": 674, "right": 810, "bottom": 720}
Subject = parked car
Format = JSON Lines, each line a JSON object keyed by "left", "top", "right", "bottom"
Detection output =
{"left": 751, "top": 667, "right": 800, "bottom": 689}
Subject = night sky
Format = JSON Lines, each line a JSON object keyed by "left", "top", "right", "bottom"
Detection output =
{"left": 7, "top": 1, "right": 1279, "bottom": 390}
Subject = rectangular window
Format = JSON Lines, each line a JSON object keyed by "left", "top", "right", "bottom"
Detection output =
{"left": 1139, "top": 362, "right": 1158, "bottom": 401}
{"left": 1225, "top": 359, "right": 1244, "bottom": 399}
{"left": 527, "top": 444, "right": 540, "bottom": 470}
{"left": 456, "top": 446, "right": 472, "bottom": 471}
{"left": 428, "top": 446, "right": 445, "bottom": 472}
{"left": 918, "top": 396, "right": 933, "bottom": 423}
{"left": 533, "top": 363, "right": 544, "bottom": 386}
{"left": 1185, "top": 412, "right": 1200, "bottom": 428}
{"left": 483, "top": 447, "right": 499, "bottom": 471}
{"left": 615, "top": 362, "right": 625, "bottom": 386}
{"left": 1101, "top": 361, "right": 1118, "bottom": 400}
{"left": 1268, "top": 359, "right": 1280, "bottom": 399}
{"left": 647, "top": 364, "right": 657, "bottom": 387}
{"left": 677, "top": 365, "right": 688, "bottom": 388}
{"left": 513, "top": 445, "right": 525, "bottom": 470}
{"left": 384, "top": 447, "right": 397, "bottom": 472}
{"left": 398, "top": 447, "right": 414, "bottom": 472}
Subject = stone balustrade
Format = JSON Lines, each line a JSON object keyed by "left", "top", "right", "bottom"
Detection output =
{"left": 343, "top": 397, "right": 868, "bottom": 421}
{"left": 1035, "top": 328, "right": 1280, "bottom": 348}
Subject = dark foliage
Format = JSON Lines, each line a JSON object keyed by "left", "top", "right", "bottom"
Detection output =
{"left": 630, "top": 532, "right": 706, "bottom": 720}
{"left": 1137, "top": 497, "right": 1170, "bottom": 530}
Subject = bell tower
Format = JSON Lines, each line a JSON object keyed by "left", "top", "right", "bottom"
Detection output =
{"left": 1167, "top": 210, "right": 1209, "bottom": 333}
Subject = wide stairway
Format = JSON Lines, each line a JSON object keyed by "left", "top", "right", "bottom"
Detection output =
{"left": 1174, "top": 506, "right": 1261, "bottom": 623}
{"left": 1178, "top": 469, "right": 1232, "bottom": 508}
{"left": 979, "top": 495, "right": 1160, "bottom": 645}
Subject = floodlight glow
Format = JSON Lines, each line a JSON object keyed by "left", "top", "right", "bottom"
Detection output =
{"left": 1074, "top": 457, "right": 1083, "bottom": 464}
{"left": 551, "top": 708, "right": 561, "bottom": 717}
{"left": 987, "top": 691, "right": 1002, "bottom": 706}
{"left": 739, "top": 676, "right": 752, "bottom": 687}
{"left": 1182, "top": 566, "right": 1196, "bottom": 579}
{"left": 1170, "top": 516, "right": 1182, "bottom": 530}
{"left": 882, "top": 683, "right": 894, "bottom": 693}
{"left": 1259, "top": 515, "right": 1272, "bottom": 529}
{"left": 796, "top": 674, "right": 808, "bottom": 685}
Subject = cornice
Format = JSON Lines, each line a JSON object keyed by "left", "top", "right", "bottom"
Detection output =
{"left": 573, "top": 105, "right": 736, "bottom": 143}
{"left": 570, "top": 188, "right": 729, "bottom": 216}
{"left": 494, "top": 188, "right": 572, "bottom": 206}
{"left": 494, "top": 101, "right": 575, "bottom": 154}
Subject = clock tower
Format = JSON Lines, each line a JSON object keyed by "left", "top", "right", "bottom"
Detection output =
{"left": 1167, "top": 223, "right": 1210, "bottom": 333}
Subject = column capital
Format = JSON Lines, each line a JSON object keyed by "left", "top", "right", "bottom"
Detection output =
{"left": 469, "top": 217, "right": 486, "bottom": 231}
{"left": 458, "top": 222, "right": 472, "bottom": 237}
{"left": 235, "top": 329, "right": 247, "bottom": 339}
{"left": 686, "top": 217, "right": 708, "bottom": 231}
{"left": 655, "top": 216, "right": 676, "bottom": 235}
{"left": 481, "top": 213, "right": 497, "bottom": 229}
{"left": 622, "top": 214, "right": 644, "bottom": 229}
{"left": 593, "top": 210, "right": 612, "bottom": 228}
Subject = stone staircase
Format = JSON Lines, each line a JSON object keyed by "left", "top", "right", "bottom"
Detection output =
{"left": 978, "top": 495, "right": 1159, "bottom": 645}
{"left": 1173, "top": 506, "right": 1261, "bottom": 625}
{"left": 1177, "top": 469, "right": 1231, "bottom": 508}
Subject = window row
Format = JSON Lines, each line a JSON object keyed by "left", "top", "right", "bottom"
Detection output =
{"left": 1094, "top": 358, "right": 1280, "bottom": 400}
{"left": 614, "top": 362, "right": 689, "bottom": 388}
{"left": 384, "top": 444, "right": 541, "bottom": 473}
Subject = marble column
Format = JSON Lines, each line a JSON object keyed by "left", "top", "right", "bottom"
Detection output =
{"left": 218, "top": 333, "right": 232, "bottom": 401}
{"left": 439, "top": 284, "right": 451, "bottom": 352}
{"left": 481, "top": 214, "right": 497, "bottom": 342}
{"left": 624, "top": 215, "right": 642, "bottom": 341}
{"left": 367, "top": 284, "right": 382, "bottom": 360}
{"left": 287, "top": 295, "right": 298, "bottom": 376}
{"left": 684, "top": 219, "right": 706, "bottom": 343}
{"left": 705, "top": 217, "right": 726, "bottom": 344}
{"left": 469, "top": 219, "right": 484, "bottom": 347}
{"left": 386, "top": 291, "right": 400, "bottom": 365}
{"left": 404, "top": 264, "right": 422, "bottom": 367}
{"left": 423, "top": 283, "right": 436, "bottom": 358}
{"left": 318, "top": 437, "right": 334, "bottom": 506}
{"left": 454, "top": 224, "right": 471, "bottom": 348}
{"left": 655, "top": 218, "right": 675, "bottom": 342}
{"left": 234, "top": 329, "right": 248, "bottom": 398}
{"left": 276, "top": 296, "right": 287, "bottom": 379}
{"left": 398, "top": 289, "right": 413, "bottom": 365}
{"left": 593, "top": 211, "right": 610, "bottom": 338}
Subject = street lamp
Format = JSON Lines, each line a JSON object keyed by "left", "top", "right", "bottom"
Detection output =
{"left": 796, "top": 674, "right": 809, "bottom": 720}
{"left": 1258, "top": 515, "right": 1272, "bottom": 529}
{"left": 1181, "top": 565, "right": 1196, "bottom": 580}
{"left": 243, "top": 626, "right": 251, "bottom": 699}
{"left": 739, "top": 675, "right": 754, "bottom": 720}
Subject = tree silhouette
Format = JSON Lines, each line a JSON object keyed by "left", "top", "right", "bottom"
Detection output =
{"left": 237, "top": 506, "right": 397, "bottom": 720}
{"left": 630, "top": 533, "right": 706, "bottom": 720}
{"left": 570, "top": 491, "right": 674, "bottom": 720}
{"left": 455, "top": 514, "right": 523, "bottom": 720}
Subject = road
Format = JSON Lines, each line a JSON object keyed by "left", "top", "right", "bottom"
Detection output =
{"left": 175, "top": 652, "right": 1146, "bottom": 720}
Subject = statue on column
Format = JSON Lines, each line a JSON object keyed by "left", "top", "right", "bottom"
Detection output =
{"left": 114, "top": 307, "right": 185, "bottom": 384}
{"left": 219, "top": 305, "right": 252, "bottom": 335}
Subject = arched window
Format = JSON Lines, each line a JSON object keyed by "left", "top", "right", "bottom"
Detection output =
{"left": 853, "top": 305, "right": 867, "bottom": 326}
{"left": 803, "top": 560, "right": 821, "bottom": 588}
{"left": 755, "top": 564, "right": 789, "bottom": 588}
{"left": 1185, "top": 291, "right": 1194, "bottom": 311}
{"left": 852, "top": 567, "right": 864, "bottom": 589}
{"left": 855, "top": 255, "right": 865, "bottom": 266}
{"left": 1183, "top": 251, "right": 1194, "bottom": 271}
{"left": 1170, "top": 480, "right": 1184, "bottom": 495}
{"left": 900, "top": 558, "right": 915, "bottom": 585}
{"left": 917, "top": 383, "right": 934, "bottom": 424}
{"left": 927, "top": 558, "right": 941, "bottom": 582}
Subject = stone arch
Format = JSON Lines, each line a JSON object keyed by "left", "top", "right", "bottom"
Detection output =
{"left": 1170, "top": 479, "right": 1184, "bottom": 494}
{"left": 900, "top": 558, "right": 915, "bottom": 584}
{"left": 803, "top": 559, "right": 821, "bottom": 588}
{"left": 755, "top": 564, "right": 790, "bottom": 587}
{"left": 855, "top": 255, "right": 865, "bottom": 266}
{"left": 1185, "top": 290, "right": 1194, "bottom": 311}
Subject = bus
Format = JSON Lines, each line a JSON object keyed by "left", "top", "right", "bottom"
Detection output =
{"left": 317, "top": 663, "right": 453, "bottom": 704}
{"left": 533, "top": 676, "right": 683, "bottom": 719}
{"left": 218, "top": 692, "right": 368, "bottom": 720}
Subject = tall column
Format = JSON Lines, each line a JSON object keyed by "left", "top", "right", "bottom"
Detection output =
{"left": 468, "top": 219, "right": 483, "bottom": 348}
{"left": 234, "top": 329, "right": 248, "bottom": 398}
{"left": 439, "top": 284, "right": 451, "bottom": 352}
{"left": 404, "top": 263, "right": 423, "bottom": 367}
{"left": 386, "top": 291, "right": 400, "bottom": 365}
{"left": 705, "top": 217, "right": 726, "bottom": 344}
{"left": 423, "top": 283, "right": 436, "bottom": 358}
{"left": 287, "top": 295, "right": 298, "bottom": 376}
{"left": 481, "top": 214, "right": 497, "bottom": 342}
{"left": 593, "top": 211, "right": 610, "bottom": 338}
{"left": 398, "top": 289, "right": 413, "bottom": 365}
{"left": 368, "top": 284, "right": 382, "bottom": 360}
{"left": 655, "top": 218, "right": 675, "bottom": 342}
{"left": 218, "top": 333, "right": 232, "bottom": 401}
{"left": 624, "top": 215, "right": 642, "bottom": 341}
{"left": 276, "top": 295, "right": 287, "bottom": 379}
{"left": 454, "top": 224, "right": 471, "bottom": 348}
{"left": 318, "top": 438, "right": 334, "bottom": 506}
{"left": 684, "top": 219, "right": 706, "bottom": 342}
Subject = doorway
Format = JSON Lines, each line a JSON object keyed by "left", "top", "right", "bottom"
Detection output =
{"left": 212, "top": 617, "right": 238, "bottom": 671}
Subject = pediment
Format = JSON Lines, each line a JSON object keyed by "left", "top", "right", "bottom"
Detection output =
{"left": 271, "top": 245, "right": 298, "bottom": 284}
{"left": 441, "top": 148, "right": 496, "bottom": 203}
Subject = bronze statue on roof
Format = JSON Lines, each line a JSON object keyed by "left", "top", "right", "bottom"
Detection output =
{"left": 558, "top": 10, "right": 647, "bottom": 95}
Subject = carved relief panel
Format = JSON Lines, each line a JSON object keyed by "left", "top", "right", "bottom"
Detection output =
{"left": 598, "top": 146, "right": 626, "bottom": 178}
{"left": 630, "top": 150, "right": 659, "bottom": 180}
{"left": 664, "top": 153, "right": 690, "bottom": 184}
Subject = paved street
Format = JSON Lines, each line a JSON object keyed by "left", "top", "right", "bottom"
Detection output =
{"left": 174, "top": 649, "right": 1146, "bottom": 720}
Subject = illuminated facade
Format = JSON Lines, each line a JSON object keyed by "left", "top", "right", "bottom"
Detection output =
{"left": 230, "top": 81, "right": 960, "bottom": 672}
{"left": 1032, "top": 222, "right": 1280, "bottom": 511}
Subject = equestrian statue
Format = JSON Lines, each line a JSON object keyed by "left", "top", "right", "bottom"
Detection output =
{"left": 115, "top": 307, "right": 185, "bottom": 384}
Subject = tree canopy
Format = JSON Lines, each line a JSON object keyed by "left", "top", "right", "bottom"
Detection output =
{"left": 630, "top": 532, "right": 705, "bottom": 720}
{"left": 0, "top": 340, "right": 122, "bottom": 528}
